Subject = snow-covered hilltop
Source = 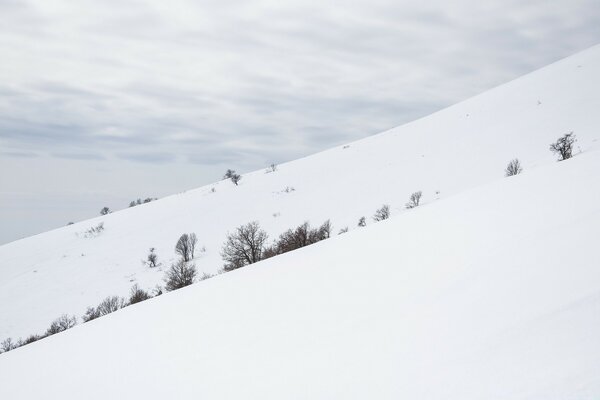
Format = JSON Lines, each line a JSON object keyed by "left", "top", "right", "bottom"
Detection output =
{"left": 0, "top": 44, "right": 600, "bottom": 398}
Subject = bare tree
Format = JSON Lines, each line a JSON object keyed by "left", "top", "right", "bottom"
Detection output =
{"left": 221, "top": 221, "right": 268, "bottom": 271}
{"left": 146, "top": 247, "right": 160, "bottom": 268}
{"left": 549, "top": 132, "right": 577, "bottom": 161}
{"left": 1, "top": 338, "right": 16, "bottom": 353}
{"left": 505, "top": 158, "right": 523, "bottom": 176}
{"left": 128, "top": 284, "right": 151, "bottom": 305}
{"left": 175, "top": 233, "right": 198, "bottom": 262}
{"left": 224, "top": 169, "right": 242, "bottom": 185}
{"left": 165, "top": 259, "right": 197, "bottom": 291}
{"left": 405, "top": 191, "right": 423, "bottom": 209}
{"left": 96, "top": 296, "right": 125, "bottom": 316}
{"left": 45, "top": 314, "right": 77, "bottom": 336}
{"left": 100, "top": 207, "right": 111, "bottom": 215}
{"left": 266, "top": 163, "right": 277, "bottom": 173}
{"left": 373, "top": 204, "right": 391, "bottom": 221}
{"left": 338, "top": 227, "right": 349, "bottom": 235}
{"left": 358, "top": 216, "right": 366, "bottom": 227}
{"left": 82, "top": 307, "right": 101, "bottom": 322}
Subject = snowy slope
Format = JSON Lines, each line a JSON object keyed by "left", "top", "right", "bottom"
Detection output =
{"left": 0, "top": 147, "right": 599, "bottom": 399}
{"left": 1, "top": 44, "right": 600, "bottom": 342}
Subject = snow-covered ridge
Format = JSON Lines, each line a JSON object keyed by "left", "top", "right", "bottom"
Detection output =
{"left": 1, "top": 44, "right": 600, "bottom": 343}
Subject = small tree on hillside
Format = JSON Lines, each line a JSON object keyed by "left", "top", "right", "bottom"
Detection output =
{"left": 221, "top": 221, "right": 268, "bottom": 271}
{"left": 358, "top": 216, "right": 366, "bottom": 227}
{"left": 175, "top": 233, "right": 198, "bottom": 262}
{"left": 165, "top": 259, "right": 197, "bottom": 291}
{"left": 1, "top": 338, "right": 16, "bottom": 353}
{"left": 146, "top": 247, "right": 160, "bottom": 268}
{"left": 128, "top": 284, "right": 151, "bottom": 305}
{"left": 373, "top": 204, "right": 391, "bottom": 221}
{"left": 46, "top": 314, "right": 77, "bottom": 336}
{"left": 549, "top": 132, "right": 577, "bottom": 161}
{"left": 505, "top": 158, "right": 523, "bottom": 176}
{"left": 100, "top": 207, "right": 111, "bottom": 215}
{"left": 405, "top": 191, "right": 422, "bottom": 209}
{"left": 224, "top": 169, "right": 242, "bottom": 185}
{"left": 96, "top": 296, "right": 125, "bottom": 316}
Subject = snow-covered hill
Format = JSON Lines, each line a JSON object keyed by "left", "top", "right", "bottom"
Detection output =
{"left": 1, "top": 136, "right": 599, "bottom": 399}
{"left": 1, "top": 43, "right": 600, "bottom": 355}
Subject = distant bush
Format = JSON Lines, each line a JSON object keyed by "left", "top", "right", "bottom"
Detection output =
{"left": 82, "top": 306, "right": 101, "bottom": 323}
{"left": 128, "top": 284, "right": 151, "bottom": 305}
{"left": 338, "top": 227, "right": 349, "bottom": 235}
{"left": 165, "top": 259, "right": 197, "bottom": 291}
{"left": 358, "top": 216, "right": 366, "bottom": 227}
{"left": 550, "top": 132, "right": 576, "bottom": 161}
{"left": 83, "top": 222, "right": 104, "bottom": 238}
{"left": 100, "top": 207, "right": 111, "bottom": 215}
{"left": 145, "top": 247, "right": 160, "bottom": 268}
{"left": 221, "top": 221, "right": 268, "bottom": 271}
{"left": 224, "top": 169, "right": 241, "bottom": 185}
{"left": 23, "top": 334, "right": 41, "bottom": 345}
{"left": 266, "top": 163, "right": 277, "bottom": 173}
{"left": 129, "top": 197, "right": 157, "bottom": 207}
{"left": 175, "top": 233, "right": 198, "bottom": 262}
{"left": 45, "top": 314, "right": 77, "bottom": 336}
{"left": 505, "top": 158, "right": 523, "bottom": 176}
{"left": 96, "top": 296, "right": 126, "bottom": 316}
{"left": 373, "top": 204, "right": 391, "bottom": 221}
{"left": 1, "top": 338, "right": 16, "bottom": 353}
{"left": 405, "top": 191, "right": 422, "bottom": 209}
{"left": 265, "top": 220, "right": 332, "bottom": 258}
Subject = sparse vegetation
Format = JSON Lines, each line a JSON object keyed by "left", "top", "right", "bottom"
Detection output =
{"left": 128, "top": 284, "right": 151, "bottom": 305}
{"left": 549, "top": 132, "right": 577, "bottom": 161}
{"left": 373, "top": 204, "right": 391, "bottom": 221}
{"left": 175, "top": 233, "right": 198, "bottom": 262}
{"left": 505, "top": 158, "right": 523, "bottom": 176}
{"left": 358, "top": 216, "right": 366, "bottom": 227}
{"left": 221, "top": 221, "right": 269, "bottom": 271}
{"left": 100, "top": 207, "right": 111, "bottom": 215}
{"left": 45, "top": 314, "right": 77, "bottom": 336}
{"left": 264, "top": 220, "right": 332, "bottom": 259}
{"left": 145, "top": 247, "right": 160, "bottom": 268}
{"left": 83, "top": 222, "right": 104, "bottom": 238}
{"left": 165, "top": 259, "right": 197, "bottom": 291}
{"left": 224, "top": 169, "right": 241, "bottom": 185}
{"left": 129, "top": 197, "right": 157, "bottom": 207}
{"left": 405, "top": 191, "right": 422, "bottom": 209}
{"left": 266, "top": 163, "right": 277, "bottom": 173}
{"left": 96, "top": 296, "right": 126, "bottom": 316}
{"left": 338, "top": 227, "right": 349, "bottom": 234}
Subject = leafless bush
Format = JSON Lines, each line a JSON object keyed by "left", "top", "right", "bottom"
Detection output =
{"left": 175, "top": 233, "right": 198, "bottom": 262}
{"left": 23, "top": 334, "right": 41, "bottom": 345}
{"left": 145, "top": 247, "right": 160, "bottom": 268}
{"left": 128, "top": 284, "right": 151, "bottom": 305}
{"left": 221, "top": 221, "right": 268, "bottom": 271}
{"left": 505, "top": 158, "right": 523, "bottom": 176}
{"left": 45, "top": 314, "right": 77, "bottom": 336}
{"left": 266, "top": 163, "right": 277, "bottom": 173}
{"left": 1, "top": 338, "right": 16, "bottom": 353}
{"left": 96, "top": 296, "right": 126, "bottom": 316}
{"left": 338, "top": 227, "right": 349, "bottom": 235}
{"left": 100, "top": 207, "right": 111, "bottom": 215}
{"left": 358, "top": 216, "right": 366, "bottom": 227}
{"left": 265, "top": 220, "right": 332, "bottom": 258}
{"left": 82, "top": 306, "right": 101, "bottom": 322}
{"left": 405, "top": 191, "right": 422, "bottom": 209}
{"left": 549, "top": 132, "right": 576, "bottom": 161}
{"left": 224, "top": 169, "right": 241, "bottom": 185}
{"left": 165, "top": 259, "right": 197, "bottom": 291}
{"left": 83, "top": 222, "right": 105, "bottom": 238}
{"left": 373, "top": 204, "right": 390, "bottom": 221}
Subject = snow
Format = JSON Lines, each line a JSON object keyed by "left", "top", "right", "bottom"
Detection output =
{"left": 1, "top": 146, "right": 599, "bottom": 399}
{"left": 0, "top": 43, "right": 600, "bottom": 398}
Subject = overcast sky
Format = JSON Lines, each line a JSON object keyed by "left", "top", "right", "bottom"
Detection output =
{"left": 1, "top": 0, "right": 599, "bottom": 244}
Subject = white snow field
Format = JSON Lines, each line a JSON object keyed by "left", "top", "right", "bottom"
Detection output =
{"left": 0, "top": 43, "right": 599, "bottom": 397}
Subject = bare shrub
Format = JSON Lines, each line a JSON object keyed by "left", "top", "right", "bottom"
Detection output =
{"left": 266, "top": 163, "right": 277, "bottom": 173}
{"left": 549, "top": 132, "right": 576, "bottom": 161}
{"left": 358, "top": 216, "right": 366, "bottom": 227}
{"left": 221, "top": 221, "right": 268, "bottom": 271}
{"left": 165, "top": 259, "right": 197, "bottom": 291}
{"left": 83, "top": 222, "right": 104, "bottom": 238}
{"left": 46, "top": 314, "right": 77, "bottom": 336}
{"left": 373, "top": 204, "right": 391, "bottom": 221}
{"left": 405, "top": 191, "right": 422, "bottom": 209}
{"left": 128, "top": 284, "right": 151, "bottom": 305}
{"left": 224, "top": 169, "right": 241, "bottom": 185}
{"left": 338, "top": 227, "right": 349, "bottom": 235}
{"left": 145, "top": 247, "right": 160, "bottom": 268}
{"left": 23, "top": 334, "right": 41, "bottom": 345}
{"left": 1, "top": 338, "right": 16, "bottom": 353}
{"left": 175, "top": 233, "right": 198, "bottom": 262}
{"left": 265, "top": 220, "right": 332, "bottom": 258}
{"left": 100, "top": 207, "right": 111, "bottom": 215}
{"left": 505, "top": 158, "right": 523, "bottom": 176}
{"left": 96, "top": 296, "right": 125, "bottom": 316}
{"left": 82, "top": 307, "right": 101, "bottom": 322}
